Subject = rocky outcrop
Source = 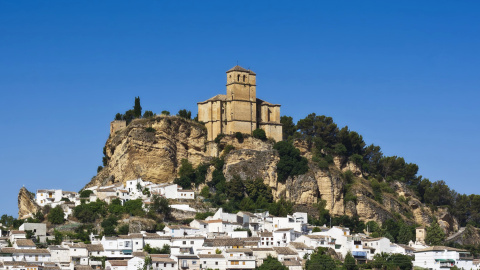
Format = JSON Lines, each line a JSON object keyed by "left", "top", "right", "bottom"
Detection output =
{"left": 18, "top": 187, "right": 41, "bottom": 219}
{"left": 79, "top": 116, "right": 459, "bottom": 232}
{"left": 446, "top": 225, "right": 480, "bottom": 246}
{"left": 86, "top": 116, "right": 209, "bottom": 188}
{"left": 127, "top": 217, "right": 157, "bottom": 233}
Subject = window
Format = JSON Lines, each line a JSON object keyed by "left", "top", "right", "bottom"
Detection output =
{"left": 204, "top": 261, "right": 206, "bottom": 264}
{"left": 183, "top": 241, "right": 186, "bottom": 245}
{"left": 237, "top": 75, "right": 240, "bottom": 81}
{"left": 243, "top": 75, "right": 246, "bottom": 82}
{"left": 215, "top": 262, "right": 218, "bottom": 265}
{"left": 192, "top": 261, "right": 196, "bottom": 265}
{"left": 243, "top": 261, "right": 245, "bottom": 265}
{"left": 190, "top": 241, "right": 194, "bottom": 244}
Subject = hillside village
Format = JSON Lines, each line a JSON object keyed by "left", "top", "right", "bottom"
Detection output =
{"left": 3, "top": 66, "right": 480, "bottom": 270}
{"left": 1, "top": 177, "right": 478, "bottom": 270}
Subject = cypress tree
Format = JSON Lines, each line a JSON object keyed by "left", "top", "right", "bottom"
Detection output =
{"left": 134, "top": 96, "right": 142, "bottom": 118}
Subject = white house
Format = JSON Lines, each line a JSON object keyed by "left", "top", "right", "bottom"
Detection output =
{"left": 105, "top": 260, "right": 128, "bottom": 270}
{"left": 198, "top": 254, "right": 226, "bottom": 270}
{"left": 150, "top": 254, "right": 177, "bottom": 270}
{"left": 143, "top": 234, "right": 171, "bottom": 250}
{"left": 272, "top": 228, "right": 300, "bottom": 247}
{"left": 259, "top": 232, "right": 274, "bottom": 247}
{"left": 36, "top": 189, "right": 63, "bottom": 206}
{"left": 1, "top": 248, "right": 51, "bottom": 263}
{"left": 225, "top": 249, "right": 256, "bottom": 269}
{"left": 100, "top": 236, "right": 133, "bottom": 258}
{"left": 48, "top": 246, "right": 70, "bottom": 266}
{"left": 362, "top": 237, "right": 393, "bottom": 259}
{"left": 209, "top": 209, "right": 239, "bottom": 224}
{"left": 294, "top": 234, "right": 334, "bottom": 250}
{"left": 67, "top": 243, "right": 89, "bottom": 265}
{"left": 164, "top": 225, "right": 199, "bottom": 237}
{"left": 413, "top": 246, "right": 475, "bottom": 270}
{"left": 171, "top": 237, "right": 205, "bottom": 255}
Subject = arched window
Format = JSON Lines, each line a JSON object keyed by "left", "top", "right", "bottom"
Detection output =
{"left": 237, "top": 74, "right": 240, "bottom": 81}
{"left": 243, "top": 75, "right": 246, "bottom": 82}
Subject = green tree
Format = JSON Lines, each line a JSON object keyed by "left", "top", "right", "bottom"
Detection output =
{"left": 245, "top": 178, "right": 273, "bottom": 203}
{"left": 252, "top": 128, "right": 267, "bottom": 141}
{"left": 174, "top": 159, "right": 195, "bottom": 189}
{"left": 226, "top": 175, "right": 245, "bottom": 202}
{"left": 124, "top": 199, "right": 145, "bottom": 216}
{"left": 161, "top": 110, "right": 170, "bottom": 116}
{"left": 425, "top": 219, "right": 445, "bottom": 245}
{"left": 280, "top": 115, "right": 296, "bottom": 141}
{"left": 134, "top": 96, "right": 142, "bottom": 118}
{"left": 118, "top": 224, "right": 129, "bottom": 235}
{"left": 344, "top": 252, "right": 357, "bottom": 270}
{"left": 150, "top": 195, "right": 171, "bottom": 220}
{"left": 273, "top": 141, "right": 309, "bottom": 182}
{"left": 256, "top": 255, "right": 288, "bottom": 270}
{"left": 80, "top": 190, "right": 93, "bottom": 198}
{"left": 143, "top": 110, "right": 154, "bottom": 118}
{"left": 397, "top": 222, "right": 414, "bottom": 244}
{"left": 48, "top": 205, "right": 65, "bottom": 224}
{"left": 177, "top": 109, "right": 191, "bottom": 119}
{"left": 305, "top": 247, "right": 337, "bottom": 270}
{"left": 123, "top": 109, "right": 135, "bottom": 124}
{"left": 115, "top": 113, "right": 123, "bottom": 120}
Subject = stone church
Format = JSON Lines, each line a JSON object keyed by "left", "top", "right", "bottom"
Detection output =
{"left": 197, "top": 65, "right": 282, "bottom": 142}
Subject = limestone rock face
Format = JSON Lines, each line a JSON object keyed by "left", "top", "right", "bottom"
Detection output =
{"left": 85, "top": 116, "right": 209, "bottom": 187}
{"left": 80, "top": 116, "right": 460, "bottom": 234}
{"left": 18, "top": 187, "right": 41, "bottom": 219}
{"left": 223, "top": 149, "right": 279, "bottom": 189}
{"left": 127, "top": 217, "right": 156, "bottom": 233}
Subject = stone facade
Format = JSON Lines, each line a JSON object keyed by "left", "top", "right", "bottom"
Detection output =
{"left": 198, "top": 65, "right": 282, "bottom": 142}
{"left": 110, "top": 120, "right": 126, "bottom": 136}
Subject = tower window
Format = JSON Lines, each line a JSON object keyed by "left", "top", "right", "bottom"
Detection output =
{"left": 237, "top": 74, "right": 240, "bottom": 81}
{"left": 243, "top": 75, "right": 246, "bottom": 82}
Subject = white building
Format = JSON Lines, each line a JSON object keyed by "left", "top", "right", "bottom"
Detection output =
{"left": 225, "top": 249, "right": 256, "bottom": 269}
{"left": 198, "top": 254, "right": 226, "bottom": 270}
{"left": 100, "top": 236, "right": 133, "bottom": 258}
{"left": 413, "top": 246, "right": 476, "bottom": 270}
{"left": 36, "top": 189, "right": 63, "bottom": 206}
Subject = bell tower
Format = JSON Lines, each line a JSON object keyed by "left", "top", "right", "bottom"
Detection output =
{"left": 225, "top": 65, "right": 257, "bottom": 134}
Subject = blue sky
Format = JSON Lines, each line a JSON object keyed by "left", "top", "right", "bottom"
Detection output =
{"left": 1, "top": 1, "right": 479, "bottom": 216}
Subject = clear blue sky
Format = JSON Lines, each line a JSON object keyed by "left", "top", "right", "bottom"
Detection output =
{"left": 1, "top": 1, "right": 479, "bottom": 216}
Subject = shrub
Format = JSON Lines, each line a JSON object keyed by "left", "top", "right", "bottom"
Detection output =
{"left": 177, "top": 109, "right": 191, "bottom": 119}
{"left": 235, "top": 132, "right": 244, "bottom": 142}
{"left": 223, "top": 144, "right": 235, "bottom": 155}
{"left": 145, "top": 127, "right": 156, "bottom": 132}
{"left": 214, "top": 133, "right": 225, "bottom": 144}
{"left": 124, "top": 199, "right": 145, "bottom": 216}
{"left": 195, "top": 212, "right": 214, "bottom": 220}
{"left": 118, "top": 224, "right": 129, "bottom": 235}
{"left": 143, "top": 110, "right": 154, "bottom": 118}
{"left": 273, "top": 141, "right": 309, "bottom": 182}
{"left": 48, "top": 206, "right": 65, "bottom": 224}
{"left": 97, "top": 166, "right": 103, "bottom": 173}
{"left": 252, "top": 128, "right": 267, "bottom": 140}
{"left": 317, "top": 158, "right": 329, "bottom": 169}
{"left": 161, "top": 110, "right": 170, "bottom": 116}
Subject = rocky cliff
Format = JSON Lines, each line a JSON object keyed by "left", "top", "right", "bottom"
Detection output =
{"left": 81, "top": 116, "right": 458, "bottom": 234}
{"left": 18, "top": 187, "right": 41, "bottom": 219}
{"left": 86, "top": 116, "right": 209, "bottom": 188}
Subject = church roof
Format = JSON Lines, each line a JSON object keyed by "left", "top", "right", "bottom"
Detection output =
{"left": 227, "top": 65, "right": 256, "bottom": 75}
{"left": 198, "top": 94, "right": 226, "bottom": 104}
{"left": 227, "top": 65, "right": 248, "bottom": 73}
